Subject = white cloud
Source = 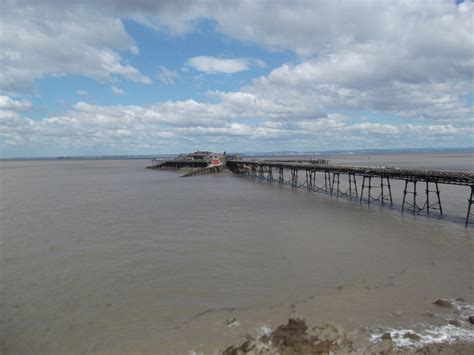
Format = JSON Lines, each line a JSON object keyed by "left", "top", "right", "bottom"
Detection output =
{"left": 254, "top": 59, "right": 266, "bottom": 69}
{"left": 0, "top": 1, "right": 151, "bottom": 94}
{"left": 157, "top": 66, "right": 180, "bottom": 85}
{"left": 81, "top": 1, "right": 472, "bottom": 59}
{"left": 0, "top": 96, "right": 32, "bottom": 111}
{"left": 76, "top": 90, "right": 88, "bottom": 96}
{"left": 186, "top": 56, "right": 264, "bottom": 74}
{"left": 4, "top": 1, "right": 471, "bottom": 92}
{"left": 233, "top": 54, "right": 473, "bottom": 122}
{"left": 111, "top": 86, "right": 125, "bottom": 95}
{"left": 1, "top": 95, "right": 471, "bottom": 157}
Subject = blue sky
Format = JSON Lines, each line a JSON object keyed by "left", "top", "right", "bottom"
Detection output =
{"left": 31, "top": 19, "right": 291, "bottom": 117}
{"left": 1, "top": 0, "right": 473, "bottom": 157}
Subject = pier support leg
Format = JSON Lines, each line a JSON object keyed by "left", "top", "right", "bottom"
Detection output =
{"left": 291, "top": 168, "right": 298, "bottom": 188}
{"left": 251, "top": 165, "right": 257, "bottom": 178}
{"left": 309, "top": 170, "right": 315, "bottom": 190}
{"left": 380, "top": 177, "right": 385, "bottom": 205}
{"left": 268, "top": 166, "right": 273, "bottom": 181}
{"left": 426, "top": 181, "right": 430, "bottom": 215}
{"left": 465, "top": 186, "right": 473, "bottom": 227}
{"left": 360, "top": 176, "right": 366, "bottom": 204}
{"left": 436, "top": 182, "right": 443, "bottom": 215}
{"left": 402, "top": 180, "right": 420, "bottom": 214}
{"left": 360, "top": 176, "right": 392, "bottom": 205}
{"left": 367, "top": 176, "right": 372, "bottom": 205}
{"left": 386, "top": 178, "right": 393, "bottom": 205}
{"left": 413, "top": 181, "right": 417, "bottom": 215}
{"left": 347, "top": 173, "right": 358, "bottom": 199}
{"left": 348, "top": 174, "right": 353, "bottom": 197}
{"left": 402, "top": 180, "right": 408, "bottom": 212}
{"left": 279, "top": 167, "right": 284, "bottom": 184}
{"left": 331, "top": 173, "right": 340, "bottom": 197}
{"left": 417, "top": 181, "right": 443, "bottom": 216}
{"left": 378, "top": 177, "right": 393, "bottom": 205}
{"left": 324, "top": 171, "right": 331, "bottom": 193}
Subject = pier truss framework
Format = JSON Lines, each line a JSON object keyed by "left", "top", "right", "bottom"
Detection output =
{"left": 226, "top": 160, "right": 474, "bottom": 227}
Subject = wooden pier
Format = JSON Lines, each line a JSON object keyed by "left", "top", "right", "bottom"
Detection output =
{"left": 226, "top": 159, "right": 474, "bottom": 227}
{"left": 180, "top": 164, "right": 223, "bottom": 177}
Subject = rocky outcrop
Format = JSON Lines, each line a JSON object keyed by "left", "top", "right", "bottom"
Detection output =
{"left": 222, "top": 318, "right": 355, "bottom": 355}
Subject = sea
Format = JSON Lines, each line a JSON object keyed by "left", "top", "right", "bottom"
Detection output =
{"left": 1, "top": 152, "right": 473, "bottom": 354}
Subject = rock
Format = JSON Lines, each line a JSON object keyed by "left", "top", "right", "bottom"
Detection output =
{"left": 241, "top": 340, "right": 255, "bottom": 352}
{"left": 381, "top": 332, "right": 392, "bottom": 341}
{"left": 455, "top": 297, "right": 466, "bottom": 302}
{"left": 270, "top": 318, "right": 308, "bottom": 346}
{"left": 221, "top": 319, "right": 357, "bottom": 354}
{"left": 222, "top": 345, "right": 245, "bottom": 355}
{"left": 269, "top": 319, "right": 346, "bottom": 354}
{"left": 254, "top": 341, "right": 271, "bottom": 353}
{"left": 226, "top": 318, "right": 240, "bottom": 328}
{"left": 222, "top": 338, "right": 257, "bottom": 355}
{"left": 403, "top": 332, "right": 421, "bottom": 341}
{"left": 433, "top": 299, "right": 453, "bottom": 308}
{"left": 391, "top": 310, "right": 402, "bottom": 317}
{"left": 449, "top": 320, "right": 462, "bottom": 327}
{"left": 468, "top": 316, "right": 474, "bottom": 324}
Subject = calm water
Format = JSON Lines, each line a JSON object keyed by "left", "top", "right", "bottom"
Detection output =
{"left": 1, "top": 154, "right": 473, "bottom": 354}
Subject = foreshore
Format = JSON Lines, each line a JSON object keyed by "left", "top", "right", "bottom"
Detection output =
{"left": 222, "top": 316, "right": 474, "bottom": 354}
{"left": 219, "top": 295, "right": 474, "bottom": 354}
{"left": 90, "top": 253, "right": 474, "bottom": 354}
{"left": 94, "top": 281, "right": 474, "bottom": 354}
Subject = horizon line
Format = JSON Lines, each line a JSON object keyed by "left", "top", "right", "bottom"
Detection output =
{"left": 1, "top": 146, "right": 473, "bottom": 161}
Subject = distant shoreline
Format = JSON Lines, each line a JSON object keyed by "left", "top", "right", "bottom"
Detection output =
{"left": 1, "top": 147, "right": 473, "bottom": 161}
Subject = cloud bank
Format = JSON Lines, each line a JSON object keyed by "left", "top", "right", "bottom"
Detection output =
{"left": 1, "top": 0, "right": 472, "bottom": 156}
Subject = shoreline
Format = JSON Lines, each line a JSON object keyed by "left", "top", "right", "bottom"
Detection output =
{"left": 92, "top": 272, "right": 474, "bottom": 354}
{"left": 218, "top": 296, "right": 474, "bottom": 354}
{"left": 223, "top": 317, "right": 474, "bottom": 354}
{"left": 88, "top": 251, "right": 474, "bottom": 354}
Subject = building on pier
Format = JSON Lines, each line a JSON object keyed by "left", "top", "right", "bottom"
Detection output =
{"left": 149, "top": 151, "right": 226, "bottom": 169}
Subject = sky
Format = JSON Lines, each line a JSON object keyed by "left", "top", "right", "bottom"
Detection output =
{"left": 0, "top": 0, "right": 473, "bottom": 158}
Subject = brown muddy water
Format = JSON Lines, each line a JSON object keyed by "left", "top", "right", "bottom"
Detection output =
{"left": 0, "top": 154, "right": 473, "bottom": 354}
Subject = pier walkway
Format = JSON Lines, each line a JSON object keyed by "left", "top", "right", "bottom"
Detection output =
{"left": 226, "top": 159, "right": 474, "bottom": 227}
{"left": 180, "top": 163, "right": 223, "bottom": 177}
